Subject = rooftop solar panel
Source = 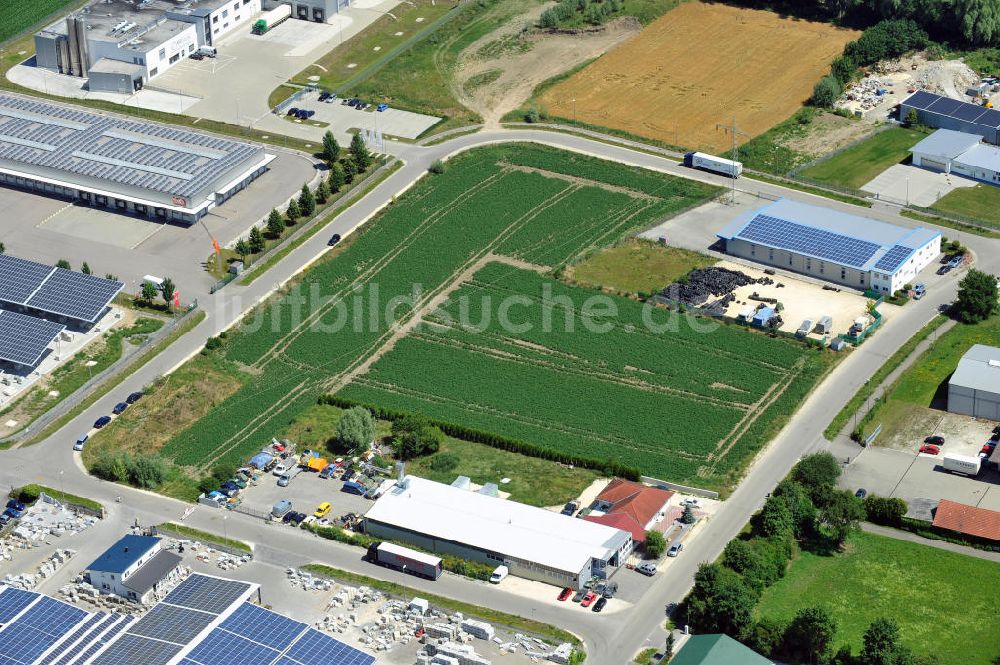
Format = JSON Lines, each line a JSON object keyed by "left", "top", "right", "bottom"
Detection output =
{"left": 903, "top": 90, "right": 938, "bottom": 110}
{"left": 25, "top": 268, "right": 123, "bottom": 323}
{"left": 0, "top": 310, "right": 65, "bottom": 367}
{"left": 0, "top": 255, "right": 54, "bottom": 305}
{"left": 162, "top": 575, "right": 252, "bottom": 616}
{"left": 952, "top": 104, "right": 989, "bottom": 123}
{"left": 128, "top": 603, "right": 217, "bottom": 646}
{"left": 873, "top": 245, "right": 914, "bottom": 273}
{"left": 284, "top": 629, "right": 376, "bottom": 665}
{"left": 736, "top": 214, "right": 881, "bottom": 268}
{"left": 91, "top": 633, "right": 184, "bottom": 665}
{"left": 0, "top": 588, "right": 38, "bottom": 625}
{"left": 927, "top": 97, "right": 963, "bottom": 115}
{"left": 184, "top": 628, "right": 280, "bottom": 665}
{"left": 218, "top": 603, "right": 307, "bottom": 651}
{"left": 978, "top": 108, "right": 1000, "bottom": 127}
{"left": 0, "top": 596, "right": 88, "bottom": 665}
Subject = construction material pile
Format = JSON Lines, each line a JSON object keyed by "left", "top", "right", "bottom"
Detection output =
{"left": 660, "top": 267, "right": 759, "bottom": 309}
{"left": 2, "top": 549, "right": 75, "bottom": 590}
{"left": 10, "top": 499, "right": 97, "bottom": 543}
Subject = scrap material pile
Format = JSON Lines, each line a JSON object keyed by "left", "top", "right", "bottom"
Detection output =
{"left": 10, "top": 498, "right": 98, "bottom": 543}
{"left": 659, "top": 267, "right": 762, "bottom": 313}
{"left": 2, "top": 549, "right": 75, "bottom": 590}
{"left": 160, "top": 536, "right": 251, "bottom": 571}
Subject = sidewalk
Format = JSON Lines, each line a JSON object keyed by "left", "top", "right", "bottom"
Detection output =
{"left": 861, "top": 522, "right": 1000, "bottom": 563}
{"left": 828, "top": 317, "right": 955, "bottom": 461}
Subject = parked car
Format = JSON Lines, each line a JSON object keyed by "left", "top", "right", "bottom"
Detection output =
{"left": 126, "top": 391, "right": 144, "bottom": 404}
{"left": 6, "top": 500, "right": 26, "bottom": 513}
{"left": 190, "top": 52, "right": 204, "bottom": 60}
{"left": 558, "top": 587, "right": 573, "bottom": 601}
{"left": 592, "top": 597, "right": 608, "bottom": 613}
{"left": 489, "top": 565, "right": 509, "bottom": 584}
{"left": 112, "top": 402, "right": 128, "bottom": 415}
{"left": 982, "top": 442, "right": 997, "bottom": 455}
{"left": 913, "top": 283, "right": 926, "bottom": 299}
{"left": 572, "top": 589, "right": 587, "bottom": 602}
{"left": 318, "top": 92, "right": 330, "bottom": 101}
{"left": 319, "top": 465, "right": 336, "bottom": 479}
{"left": 948, "top": 254, "right": 965, "bottom": 269}
{"left": 2, "top": 508, "right": 21, "bottom": 520}
{"left": 925, "top": 435, "right": 945, "bottom": 446}
{"left": 272, "top": 462, "right": 288, "bottom": 477}
{"left": 667, "top": 542, "right": 684, "bottom": 557}
{"left": 272, "top": 499, "right": 292, "bottom": 518}
{"left": 561, "top": 501, "right": 579, "bottom": 516}
{"left": 377, "top": 103, "right": 389, "bottom": 112}
{"left": 305, "top": 110, "right": 315, "bottom": 118}
{"left": 314, "top": 502, "right": 332, "bottom": 518}
{"left": 73, "top": 434, "right": 88, "bottom": 451}
{"left": 855, "top": 488, "right": 868, "bottom": 499}
{"left": 327, "top": 233, "right": 341, "bottom": 246}
{"left": 580, "top": 592, "right": 597, "bottom": 608}
{"left": 282, "top": 511, "right": 305, "bottom": 525}
{"left": 94, "top": 415, "right": 111, "bottom": 429}
{"left": 937, "top": 265, "right": 951, "bottom": 275}
{"left": 636, "top": 563, "right": 657, "bottom": 576}
{"left": 287, "top": 107, "right": 299, "bottom": 116}
{"left": 325, "top": 94, "right": 337, "bottom": 103}
{"left": 919, "top": 444, "right": 940, "bottom": 455}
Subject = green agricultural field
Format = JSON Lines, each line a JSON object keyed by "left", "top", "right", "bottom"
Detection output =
{"left": 566, "top": 238, "right": 714, "bottom": 295}
{"left": 798, "top": 127, "right": 929, "bottom": 191}
{"left": 757, "top": 531, "right": 1000, "bottom": 664}
{"left": 112, "top": 143, "right": 829, "bottom": 492}
{"left": 0, "top": 0, "right": 78, "bottom": 43}
{"left": 930, "top": 183, "right": 1000, "bottom": 229}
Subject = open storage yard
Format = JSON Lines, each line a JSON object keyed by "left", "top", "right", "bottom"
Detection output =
{"left": 538, "top": 2, "right": 859, "bottom": 151}
{"left": 88, "top": 144, "right": 833, "bottom": 492}
{"left": 756, "top": 530, "right": 1000, "bottom": 664}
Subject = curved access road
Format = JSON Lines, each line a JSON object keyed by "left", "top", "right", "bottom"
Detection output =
{"left": 2, "top": 127, "right": 998, "bottom": 665}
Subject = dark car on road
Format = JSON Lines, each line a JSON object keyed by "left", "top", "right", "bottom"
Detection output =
{"left": 94, "top": 415, "right": 112, "bottom": 429}
{"left": 855, "top": 488, "right": 867, "bottom": 499}
{"left": 112, "top": 402, "right": 128, "bottom": 415}
{"left": 328, "top": 233, "right": 341, "bottom": 246}
{"left": 937, "top": 265, "right": 951, "bottom": 275}
{"left": 592, "top": 597, "right": 608, "bottom": 613}
{"left": 561, "top": 501, "right": 579, "bottom": 516}
{"left": 126, "top": 391, "right": 144, "bottom": 404}
{"left": 925, "top": 435, "right": 945, "bottom": 446}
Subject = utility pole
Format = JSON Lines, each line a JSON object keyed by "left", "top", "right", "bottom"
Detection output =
{"left": 715, "top": 115, "right": 748, "bottom": 205}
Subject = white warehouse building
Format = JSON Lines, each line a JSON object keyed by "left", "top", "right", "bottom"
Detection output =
{"left": 948, "top": 344, "right": 1000, "bottom": 421}
{"left": 910, "top": 128, "right": 1000, "bottom": 186}
{"left": 364, "top": 476, "right": 633, "bottom": 590}
{"left": 717, "top": 199, "right": 941, "bottom": 294}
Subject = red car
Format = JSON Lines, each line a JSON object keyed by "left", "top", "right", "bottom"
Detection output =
{"left": 981, "top": 443, "right": 996, "bottom": 455}
{"left": 557, "top": 587, "right": 573, "bottom": 601}
{"left": 580, "top": 592, "right": 597, "bottom": 608}
{"left": 919, "top": 444, "right": 940, "bottom": 455}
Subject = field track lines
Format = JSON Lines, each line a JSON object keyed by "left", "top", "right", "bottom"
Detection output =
{"left": 251, "top": 168, "right": 514, "bottom": 370}
{"left": 499, "top": 162, "right": 661, "bottom": 201}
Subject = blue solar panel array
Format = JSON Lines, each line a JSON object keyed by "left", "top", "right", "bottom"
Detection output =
{"left": 89, "top": 633, "right": 184, "bottom": 665}
{"left": 736, "top": 214, "right": 882, "bottom": 268}
{"left": 903, "top": 90, "right": 1000, "bottom": 129}
{"left": 185, "top": 629, "right": 280, "bottom": 665}
{"left": 218, "top": 603, "right": 307, "bottom": 651}
{"left": 284, "top": 629, "right": 376, "bottom": 665}
{"left": 162, "top": 574, "right": 252, "bottom": 615}
{"left": 0, "top": 594, "right": 87, "bottom": 665}
{"left": 0, "top": 588, "right": 38, "bottom": 625}
{"left": 873, "top": 244, "right": 914, "bottom": 272}
{"left": 69, "top": 614, "right": 134, "bottom": 665}
{"left": 25, "top": 269, "right": 124, "bottom": 324}
{"left": 43, "top": 613, "right": 105, "bottom": 664}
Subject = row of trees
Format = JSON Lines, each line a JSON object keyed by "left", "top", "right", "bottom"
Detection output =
{"left": 679, "top": 453, "right": 934, "bottom": 664}
{"left": 233, "top": 131, "right": 373, "bottom": 263}
{"left": 140, "top": 277, "right": 176, "bottom": 309}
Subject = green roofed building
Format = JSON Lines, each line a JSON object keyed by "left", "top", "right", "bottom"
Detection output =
{"left": 670, "top": 634, "right": 773, "bottom": 665}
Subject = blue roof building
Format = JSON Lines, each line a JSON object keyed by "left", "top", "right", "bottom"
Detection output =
{"left": 88, "top": 535, "right": 159, "bottom": 574}
{"left": 717, "top": 199, "right": 940, "bottom": 295}
{"left": 86, "top": 535, "right": 181, "bottom": 604}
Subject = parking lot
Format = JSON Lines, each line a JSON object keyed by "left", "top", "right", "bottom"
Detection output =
{"left": 241, "top": 465, "right": 375, "bottom": 525}
{"left": 0, "top": 148, "right": 316, "bottom": 298}
{"left": 288, "top": 91, "right": 441, "bottom": 140}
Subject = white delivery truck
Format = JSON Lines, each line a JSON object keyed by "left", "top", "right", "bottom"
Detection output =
{"left": 942, "top": 453, "right": 981, "bottom": 476}
{"left": 683, "top": 152, "right": 743, "bottom": 178}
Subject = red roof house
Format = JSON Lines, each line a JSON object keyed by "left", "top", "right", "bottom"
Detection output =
{"left": 932, "top": 499, "right": 1000, "bottom": 542}
{"left": 582, "top": 479, "right": 674, "bottom": 543}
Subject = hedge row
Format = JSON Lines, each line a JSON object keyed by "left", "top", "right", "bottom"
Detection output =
{"left": 317, "top": 394, "right": 641, "bottom": 480}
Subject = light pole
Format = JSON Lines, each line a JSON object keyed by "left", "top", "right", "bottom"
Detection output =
{"left": 905, "top": 177, "right": 909, "bottom": 206}
{"left": 59, "top": 470, "right": 65, "bottom": 499}
{"left": 223, "top": 514, "right": 228, "bottom": 550}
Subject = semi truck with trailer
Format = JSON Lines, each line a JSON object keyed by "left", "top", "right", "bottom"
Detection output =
{"left": 942, "top": 453, "right": 981, "bottom": 476}
{"left": 252, "top": 4, "right": 292, "bottom": 34}
{"left": 366, "top": 542, "right": 443, "bottom": 580}
{"left": 683, "top": 152, "right": 743, "bottom": 178}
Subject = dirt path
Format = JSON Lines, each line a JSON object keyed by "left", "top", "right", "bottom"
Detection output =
{"left": 453, "top": 7, "right": 641, "bottom": 127}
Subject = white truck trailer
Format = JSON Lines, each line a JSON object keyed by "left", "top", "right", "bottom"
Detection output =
{"left": 684, "top": 152, "right": 743, "bottom": 178}
{"left": 942, "top": 453, "right": 981, "bottom": 476}
{"left": 252, "top": 4, "right": 292, "bottom": 34}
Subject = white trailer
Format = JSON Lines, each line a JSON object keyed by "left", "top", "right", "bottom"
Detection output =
{"left": 942, "top": 453, "right": 981, "bottom": 476}
{"left": 252, "top": 4, "right": 292, "bottom": 34}
{"left": 684, "top": 152, "right": 743, "bottom": 178}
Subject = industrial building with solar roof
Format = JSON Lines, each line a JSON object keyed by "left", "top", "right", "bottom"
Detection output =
{"left": 0, "top": 572, "right": 377, "bottom": 665}
{"left": 717, "top": 199, "right": 940, "bottom": 294}
{"left": 900, "top": 90, "right": 1000, "bottom": 144}
{"left": 0, "top": 93, "right": 273, "bottom": 223}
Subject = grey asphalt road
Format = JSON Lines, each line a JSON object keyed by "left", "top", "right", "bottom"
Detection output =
{"left": 1, "top": 127, "right": 998, "bottom": 665}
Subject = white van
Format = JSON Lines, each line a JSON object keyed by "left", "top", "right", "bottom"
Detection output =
{"left": 489, "top": 565, "right": 509, "bottom": 584}
{"left": 197, "top": 45, "right": 217, "bottom": 58}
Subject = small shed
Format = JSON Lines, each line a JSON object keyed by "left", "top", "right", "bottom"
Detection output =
{"left": 249, "top": 452, "right": 273, "bottom": 469}
{"left": 796, "top": 319, "right": 813, "bottom": 336}
{"left": 815, "top": 316, "right": 833, "bottom": 334}
{"left": 830, "top": 338, "right": 849, "bottom": 351}
{"left": 752, "top": 306, "right": 775, "bottom": 327}
{"left": 738, "top": 305, "right": 756, "bottom": 321}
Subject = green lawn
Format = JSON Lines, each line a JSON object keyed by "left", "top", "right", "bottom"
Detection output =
{"left": 0, "top": 0, "right": 79, "bottom": 42}
{"left": 757, "top": 531, "right": 1000, "bottom": 664}
{"left": 858, "top": 314, "right": 1000, "bottom": 440}
{"left": 798, "top": 127, "right": 929, "bottom": 191}
{"left": 931, "top": 184, "right": 1000, "bottom": 229}
{"left": 565, "top": 238, "right": 715, "bottom": 296}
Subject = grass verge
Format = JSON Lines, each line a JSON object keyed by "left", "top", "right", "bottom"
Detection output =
{"left": 239, "top": 159, "right": 403, "bottom": 286}
{"left": 156, "top": 522, "right": 251, "bottom": 554}
{"left": 756, "top": 530, "right": 1000, "bottom": 663}
{"left": 302, "top": 563, "right": 581, "bottom": 646}
{"left": 900, "top": 209, "right": 1000, "bottom": 238}
{"left": 797, "top": 126, "right": 929, "bottom": 190}
{"left": 930, "top": 184, "right": 1000, "bottom": 230}
{"left": 822, "top": 315, "right": 949, "bottom": 440}
{"left": 18, "top": 311, "right": 206, "bottom": 448}
{"left": 747, "top": 172, "right": 873, "bottom": 208}
{"left": 10, "top": 484, "right": 103, "bottom": 512}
